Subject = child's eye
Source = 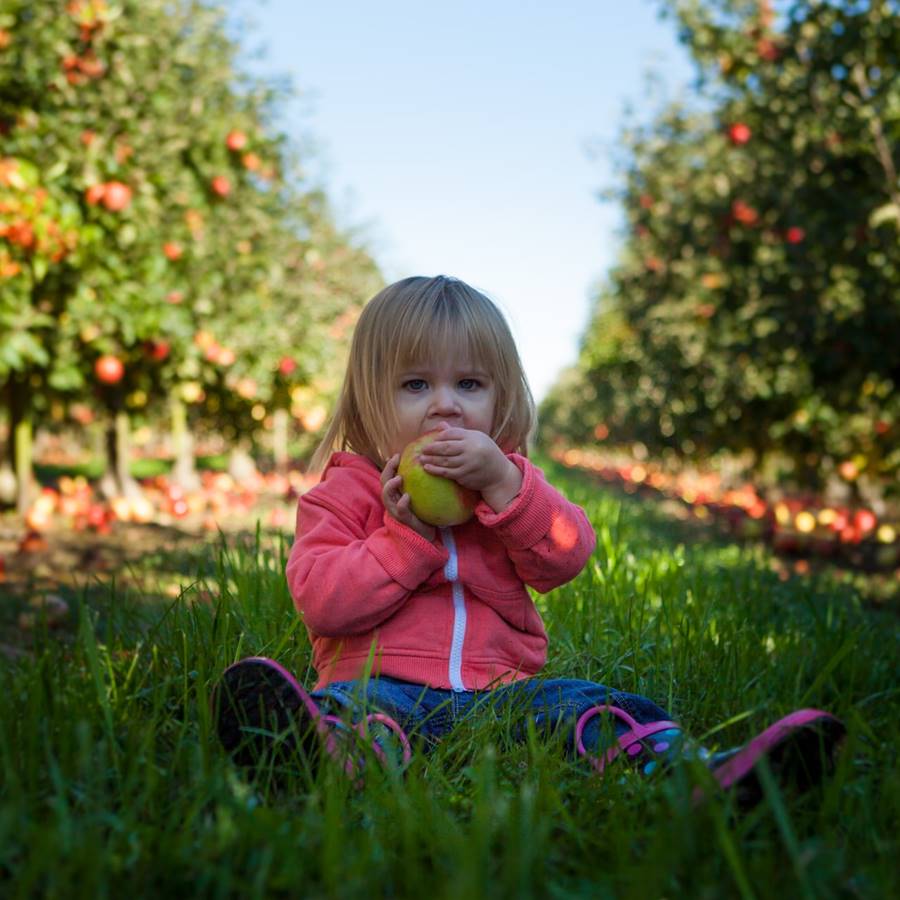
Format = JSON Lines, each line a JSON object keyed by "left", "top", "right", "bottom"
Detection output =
{"left": 459, "top": 378, "right": 481, "bottom": 390}
{"left": 403, "top": 379, "right": 427, "bottom": 392}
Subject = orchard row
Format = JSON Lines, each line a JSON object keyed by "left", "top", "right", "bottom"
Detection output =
{"left": 540, "top": 0, "right": 898, "bottom": 495}
{"left": 0, "top": 0, "right": 383, "bottom": 512}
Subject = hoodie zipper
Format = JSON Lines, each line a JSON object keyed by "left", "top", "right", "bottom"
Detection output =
{"left": 440, "top": 527, "right": 467, "bottom": 692}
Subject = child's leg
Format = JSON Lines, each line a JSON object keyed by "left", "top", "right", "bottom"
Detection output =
{"left": 487, "top": 678, "right": 846, "bottom": 806}
{"left": 483, "top": 677, "right": 684, "bottom": 774}
{"left": 312, "top": 675, "right": 458, "bottom": 764}
{"left": 571, "top": 691, "right": 847, "bottom": 806}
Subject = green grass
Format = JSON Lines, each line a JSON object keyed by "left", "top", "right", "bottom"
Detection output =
{"left": 1, "top": 459, "right": 897, "bottom": 899}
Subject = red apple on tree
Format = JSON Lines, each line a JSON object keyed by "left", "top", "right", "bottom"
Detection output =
{"left": 731, "top": 199, "right": 758, "bottom": 225}
{"left": 85, "top": 183, "right": 106, "bottom": 205}
{"left": 728, "top": 123, "right": 752, "bottom": 145}
{"left": 163, "top": 241, "right": 183, "bottom": 260}
{"left": 6, "top": 221, "right": 34, "bottom": 248}
{"left": 786, "top": 226, "right": 806, "bottom": 244}
{"left": 211, "top": 176, "right": 231, "bottom": 197}
{"left": 144, "top": 339, "right": 170, "bottom": 361}
{"left": 756, "top": 38, "right": 779, "bottom": 61}
{"left": 226, "top": 130, "right": 247, "bottom": 151}
{"left": 94, "top": 354, "right": 124, "bottom": 384}
{"left": 242, "top": 152, "right": 261, "bottom": 172}
{"left": 278, "top": 356, "right": 297, "bottom": 376}
{"left": 102, "top": 181, "right": 132, "bottom": 211}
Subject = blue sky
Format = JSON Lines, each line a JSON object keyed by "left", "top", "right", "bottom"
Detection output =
{"left": 233, "top": 1, "right": 696, "bottom": 401}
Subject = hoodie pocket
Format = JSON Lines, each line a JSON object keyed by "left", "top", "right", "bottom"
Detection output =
{"left": 456, "top": 525, "right": 532, "bottom": 630}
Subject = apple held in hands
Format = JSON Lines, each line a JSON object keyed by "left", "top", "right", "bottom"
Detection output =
{"left": 398, "top": 431, "right": 479, "bottom": 527}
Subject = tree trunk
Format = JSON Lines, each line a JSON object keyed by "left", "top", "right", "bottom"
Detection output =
{"left": 99, "top": 408, "right": 141, "bottom": 499}
{"left": 5, "top": 375, "right": 36, "bottom": 514}
{"left": 228, "top": 439, "right": 258, "bottom": 486}
{"left": 169, "top": 394, "right": 200, "bottom": 491}
{"left": 272, "top": 407, "right": 289, "bottom": 473}
{"left": 14, "top": 414, "right": 33, "bottom": 514}
{"left": 90, "top": 420, "right": 105, "bottom": 468}
{"left": 0, "top": 462, "right": 15, "bottom": 506}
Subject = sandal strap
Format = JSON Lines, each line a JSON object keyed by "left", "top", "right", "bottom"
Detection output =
{"left": 356, "top": 712, "right": 413, "bottom": 766}
{"left": 575, "top": 704, "right": 681, "bottom": 773}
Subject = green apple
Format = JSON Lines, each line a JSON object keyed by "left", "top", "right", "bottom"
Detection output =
{"left": 397, "top": 430, "right": 479, "bottom": 527}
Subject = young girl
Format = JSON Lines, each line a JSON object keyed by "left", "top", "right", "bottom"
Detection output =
{"left": 213, "top": 275, "right": 844, "bottom": 805}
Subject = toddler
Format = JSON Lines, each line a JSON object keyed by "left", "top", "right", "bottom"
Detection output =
{"left": 213, "top": 275, "right": 844, "bottom": 806}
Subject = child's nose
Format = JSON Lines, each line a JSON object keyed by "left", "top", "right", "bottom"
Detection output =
{"left": 430, "top": 385, "right": 460, "bottom": 413}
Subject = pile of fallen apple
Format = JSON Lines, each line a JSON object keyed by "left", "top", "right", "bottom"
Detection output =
{"left": 555, "top": 447, "right": 899, "bottom": 572}
{"left": 12, "top": 468, "right": 318, "bottom": 552}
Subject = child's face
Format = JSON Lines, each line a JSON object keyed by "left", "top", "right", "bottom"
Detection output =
{"left": 390, "top": 355, "right": 496, "bottom": 457}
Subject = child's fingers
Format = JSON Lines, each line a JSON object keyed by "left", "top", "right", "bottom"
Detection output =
{"left": 423, "top": 460, "right": 461, "bottom": 476}
{"left": 425, "top": 449, "right": 468, "bottom": 466}
{"left": 381, "top": 454, "right": 399, "bottom": 482}
{"left": 426, "top": 428, "right": 466, "bottom": 445}
{"left": 394, "top": 495, "right": 436, "bottom": 541}
{"left": 419, "top": 444, "right": 467, "bottom": 467}
{"left": 384, "top": 475, "right": 404, "bottom": 499}
{"left": 420, "top": 442, "right": 463, "bottom": 459}
{"left": 394, "top": 494, "right": 418, "bottom": 527}
{"left": 382, "top": 479, "right": 406, "bottom": 519}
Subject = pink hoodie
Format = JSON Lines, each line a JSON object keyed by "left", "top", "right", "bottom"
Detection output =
{"left": 286, "top": 451, "right": 596, "bottom": 691}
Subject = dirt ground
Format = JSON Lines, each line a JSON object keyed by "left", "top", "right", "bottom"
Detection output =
{"left": 0, "top": 496, "right": 297, "bottom": 661}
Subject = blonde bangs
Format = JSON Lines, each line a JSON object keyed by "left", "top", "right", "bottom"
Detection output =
{"left": 310, "top": 275, "right": 536, "bottom": 472}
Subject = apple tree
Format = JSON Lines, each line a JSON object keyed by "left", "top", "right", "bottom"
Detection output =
{"left": 546, "top": 0, "right": 899, "bottom": 500}
{"left": 0, "top": 0, "right": 381, "bottom": 506}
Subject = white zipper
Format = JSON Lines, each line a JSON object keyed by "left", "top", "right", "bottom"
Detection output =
{"left": 440, "top": 527, "right": 467, "bottom": 692}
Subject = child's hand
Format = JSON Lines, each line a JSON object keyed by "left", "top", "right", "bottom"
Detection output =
{"left": 381, "top": 454, "right": 437, "bottom": 542}
{"left": 417, "top": 424, "right": 523, "bottom": 513}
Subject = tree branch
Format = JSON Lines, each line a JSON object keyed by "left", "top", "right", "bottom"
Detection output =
{"left": 851, "top": 62, "right": 900, "bottom": 209}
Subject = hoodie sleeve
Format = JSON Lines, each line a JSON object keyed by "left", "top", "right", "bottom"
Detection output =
{"left": 285, "top": 480, "right": 449, "bottom": 638}
{"left": 473, "top": 455, "right": 596, "bottom": 593}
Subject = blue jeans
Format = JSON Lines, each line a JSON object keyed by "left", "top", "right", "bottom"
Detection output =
{"left": 311, "top": 676, "right": 673, "bottom": 758}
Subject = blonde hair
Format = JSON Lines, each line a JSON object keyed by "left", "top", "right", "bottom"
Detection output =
{"left": 310, "top": 275, "right": 535, "bottom": 471}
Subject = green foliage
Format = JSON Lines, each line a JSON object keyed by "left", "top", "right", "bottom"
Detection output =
{"left": 0, "top": 0, "right": 381, "bottom": 446}
{"left": 545, "top": 0, "right": 899, "bottom": 493}
{"left": 0, "top": 465, "right": 896, "bottom": 897}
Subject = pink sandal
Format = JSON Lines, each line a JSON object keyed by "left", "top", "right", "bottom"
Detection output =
{"left": 697, "top": 708, "right": 846, "bottom": 807}
{"left": 575, "top": 703, "right": 846, "bottom": 809}
{"left": 575, "top": 704, "right": 684, "bottom": 775}
{"left": 211, "top": 656, "right": 412, "bottom": 779}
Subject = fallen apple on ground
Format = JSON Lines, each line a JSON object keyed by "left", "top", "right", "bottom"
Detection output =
{"left": 398, "top": 431, "right": 479, "bottom": 527}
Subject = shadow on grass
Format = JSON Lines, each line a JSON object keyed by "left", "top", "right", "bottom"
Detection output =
{"left": 0, "top": 522, "right": 294, "bottom": 661}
